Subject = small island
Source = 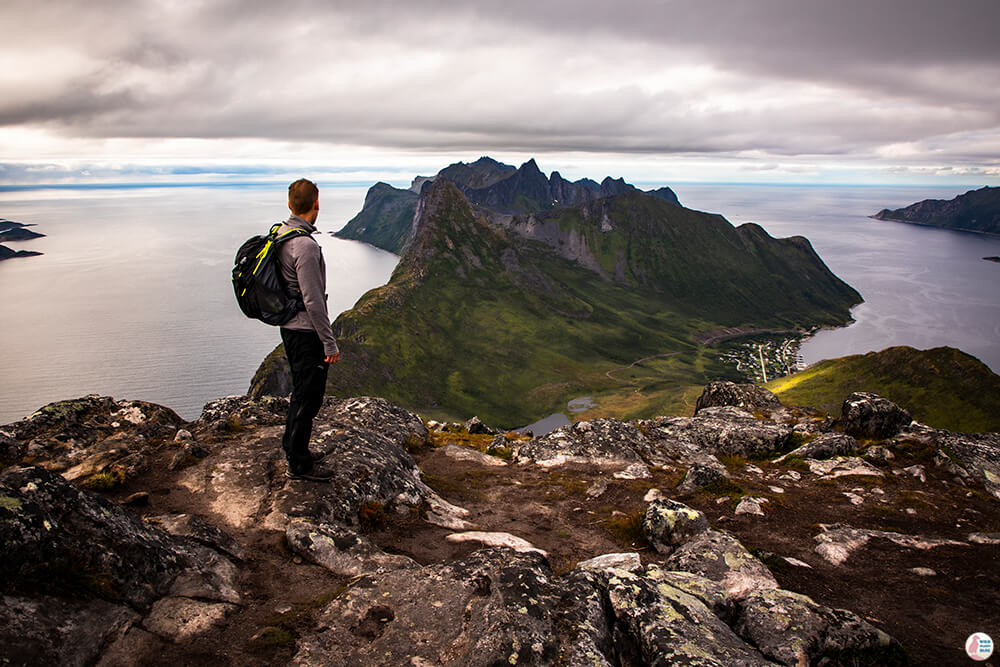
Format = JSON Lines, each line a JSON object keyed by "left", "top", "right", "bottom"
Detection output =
{"left": 871, "top": 186, "right": 1000, "bottom": 235}
{"left": 0, "top": 218, "right": 45, "bottom": 261}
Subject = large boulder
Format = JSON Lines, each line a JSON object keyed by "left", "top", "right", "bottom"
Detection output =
{"left": 666, "top": 529, "right": 779, "bottom": 599}
{"left": 735, "top": 588, "right": 904, "bottom": 665}
{"left": 514, "top": 418, "right": 653, "bottom": 468}
{"left": 775, "top": 432, "right": 857, "bottom": 462}
{"left": 2, "top": 396, "right": 183, "bottom": 484}
{"left": 649, "top": 408, "right": 793, "bottom": 459}
{"left": 840, "top": 393, "right": 911, "bottom": 439}
{"left": 695, "top": 382, "right": 782, "bottom": 414}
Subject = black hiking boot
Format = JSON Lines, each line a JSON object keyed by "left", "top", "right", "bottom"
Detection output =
{"left": 285, "top": 461, "right": 335, "bottom": 482}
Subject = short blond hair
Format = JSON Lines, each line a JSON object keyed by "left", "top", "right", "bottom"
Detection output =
{"left": 288, "top": 178, "right": 319, "bottom": 215}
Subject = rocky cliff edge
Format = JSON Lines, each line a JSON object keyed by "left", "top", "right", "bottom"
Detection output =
{"left": 2, "top": 386, "right": 999, "bottom": 665}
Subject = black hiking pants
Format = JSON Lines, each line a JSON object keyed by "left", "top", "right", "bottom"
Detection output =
{"left": 280, "top": 328, "right": 329, "bottom": 472}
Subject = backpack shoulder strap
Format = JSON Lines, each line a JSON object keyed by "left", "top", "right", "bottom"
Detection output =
{"left": 270, "top": 222, "right": 316, "bottom": 245}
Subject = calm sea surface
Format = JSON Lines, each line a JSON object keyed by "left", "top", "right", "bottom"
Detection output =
{"left": 0, "top": 185, "right": 398, "bottom": 423}
{"left": 672, "top": 184, "right": 1000, "bottom": 374}
{"left": 1, "top": 182, "right": 997, "bottom": 425}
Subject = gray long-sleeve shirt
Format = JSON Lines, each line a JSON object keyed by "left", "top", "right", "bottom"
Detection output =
{"left": 276, "top": 214, "right": 340, "bottom": 357}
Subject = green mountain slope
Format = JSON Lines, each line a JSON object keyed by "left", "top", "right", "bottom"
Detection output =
{"left": 872, "top": 186, "right": 1000, "bottom": 235}
{"left": 334, "top": 182, "right": 418, "bottom": 253}
{"left": 255, "top": 179, "right": 861, "bottom": 427}
{"left": 766, "top": 346, "right": 1000, "bottom": 432}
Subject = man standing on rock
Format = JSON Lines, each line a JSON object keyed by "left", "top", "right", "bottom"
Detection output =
{"left": 276, "top": 178, "right": 339, "bottom": 481}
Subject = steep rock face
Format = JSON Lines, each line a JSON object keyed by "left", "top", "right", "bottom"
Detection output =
{"left": 334, "top": 182, "right": 419, "bottom": 254}
{"left": 333, "top": 156, "right": 684, "bottom": 253}
{"left": 872, "top": 186, "right": 1000, "bottom": 235}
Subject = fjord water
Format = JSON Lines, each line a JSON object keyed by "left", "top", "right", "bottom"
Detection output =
{"left": 0, "top": 185, "right": 397, "bottom": 423}
{"left": 672, "top": 183, "right": 1000, "bottom": 375}
{"left": 1, "top": 182, "right": 997, "bottom": 425}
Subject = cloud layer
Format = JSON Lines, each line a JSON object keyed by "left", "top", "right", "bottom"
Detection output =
{"left": 1, "top": 0, "right": 998, "bottom": 181}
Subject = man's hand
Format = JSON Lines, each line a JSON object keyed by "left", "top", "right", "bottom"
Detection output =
{"left": 325, "top": 353, "right": 340, "bottom": 364}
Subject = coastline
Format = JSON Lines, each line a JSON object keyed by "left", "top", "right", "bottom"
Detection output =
{"left": 869, "top": 214, "right": 1000, "bottom": 238}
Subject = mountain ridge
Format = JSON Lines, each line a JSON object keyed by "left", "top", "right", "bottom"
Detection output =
{"left": 871, "top": 186, "right": 1000, "bottom": 235}
{"left": 255, "top": 178, "right": 861, "bottom": 427}
{"left": 335, "top": 157, "right": 681, "bottom": 254}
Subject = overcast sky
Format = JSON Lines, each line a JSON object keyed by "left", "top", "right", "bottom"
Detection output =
{"left": 2, "top": 0, "right": 999, "bottom": 186}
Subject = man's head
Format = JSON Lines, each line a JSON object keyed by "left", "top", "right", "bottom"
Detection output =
{"left": 288, "top": 178, "right": 319, "bottom": 222}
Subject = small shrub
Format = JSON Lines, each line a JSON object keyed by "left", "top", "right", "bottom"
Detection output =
{"left": 698, "top": 478, "right": 746, "bottom": 499}
{"left": 779, "top": 456, "right": 810, "bottom": 471}
{"left": 604, "top": 510, "right": 650, "bottom": 549}
{"left": 358, "top": 501, "right": 386, "bottom": 531}
{"left": 80, "top": 468, "right": 126, "bottom": 491}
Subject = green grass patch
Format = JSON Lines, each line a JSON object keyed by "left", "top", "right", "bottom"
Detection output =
{"left": 767, "top": 346, "right": 1000, "bottom": 432}
{"left": 603, "top": 510, "right": 650, "bottom": 550}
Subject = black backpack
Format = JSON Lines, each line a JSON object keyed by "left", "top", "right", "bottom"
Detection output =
{"left": 233, "top": 223, "right": 312, "bottom": 325}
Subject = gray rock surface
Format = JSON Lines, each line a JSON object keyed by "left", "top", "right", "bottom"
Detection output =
{"left": 666, "top": 530, "right": 779, "bottom": 599}
{"left": 649, "top": 409, "right": 792, "bottom": 459}
{"left": 735, "top": 588, "right": 903, "bottom": 665}
{"left": 286, "top": 519, "right": 418, "bottom": 577}
{"left": 776, "top": 432, "right": 857, "bottom": 462}
{"left": 840, "top": 392, "right": 912, "bottom": 439}
{"left": 695, "top": 381, "right": 782, "bottom": 414}
{"left": 515, "top": 418, "right": 652, "bottom": 468}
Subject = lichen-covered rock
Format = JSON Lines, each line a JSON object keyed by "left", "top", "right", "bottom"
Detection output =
{"left": 291, "top": 548, "right": 567, "bottom": 666}
{"left": 2, "top": 396, "right": 181, "bottom": 480}
{"left": 775, "top": 432, "right": 856, "bottom": 462}
{"left": 678, "top": 454, "right": 729, "bottom": 493}
{"left": 603, "top": 568, "right": 775, "bottom": 666}
{"left": 286, "top": 519, "right": 418, "bottom": 577}
{"left": 322, "top": 396, "right": 429, "bottom": 452}
{"left": 695, "top": 381, "right": 781, "bottom": 414}
{"left": 644, "top": 566, "right": 736, "bottom": 625}
{"left": 642, "top": 499, "right": 710, "bottom": 554}
{"left": 649, "top": 410, "right": 792, "bottom": 459}
{"left": 840, "top": 393, "right": 911, "bottom": 439}
{"left": 666, "top": 530, "right": 778, "bottom": 599}
{"left": 0, "top": 466, "right": 234, "bottom": 609}
{"left": 734, "top": 588, "right": 904, "bottom": 666}
{"left": 0, "top": 595, "right": 138, "bottom": 667}
{"left": 515, "top": 418, "right": 653, "bottom": 468}
{"left": 931, "top": 431, "right": 1000, "bottom": 499}
{"left": 195, "top": 394, "right": 289, "bottom": 432}
{"left": 291, "top": 546, "right": 790, "bottom": 667}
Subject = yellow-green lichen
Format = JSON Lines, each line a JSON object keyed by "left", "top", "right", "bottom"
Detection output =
{"left": 0, "top": 496, "right": 22, "bottom": 512}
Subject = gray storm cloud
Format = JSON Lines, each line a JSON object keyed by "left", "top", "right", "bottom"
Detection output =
{"left": 1, "top": 0, "right": 998, "bottom": 169}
